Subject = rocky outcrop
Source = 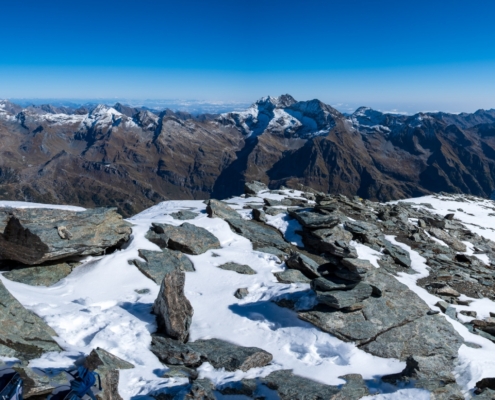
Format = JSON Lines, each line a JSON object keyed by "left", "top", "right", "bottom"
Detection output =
{"left": 132, "top": 249, "right": 194, "bottom": 284}
{"left": 0, "top": 280, "right": 61, "bottom": 360}
{"left": 152, "top": 267, "right": 193, "bottom": 342}
{"left": 0, "top": 207, "right": 131, "bottom": 265}
{"left": 146, "top": 222, "right": 220, "bottom": 255}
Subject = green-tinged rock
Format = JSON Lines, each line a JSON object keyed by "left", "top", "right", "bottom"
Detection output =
{"left": 0, "top": 207, "right": 131, "bottom": 265}
{"left": 217, "top": 262, "right": 256, "bottom": 275}
{"left": 3, "top": 261, "right": 78, "bottom": 286}
{"left": 0, "top": 280, "right": 61, "bottom": 360}
{"left": 275, "top": 269, "right": 311, "bottom": 284}
{"left": 132, "top": 249, "right": 194, "bottom": 284}
{"left": 150, "top": 335, "right": 202, "bottom": 367}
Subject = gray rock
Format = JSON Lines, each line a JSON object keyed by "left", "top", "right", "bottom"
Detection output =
{"left": 473, "top": 318, "right": 495, "bottom": 335}
{"left": 3, "top": 261, "right": 78, "bottom": 286}
{"left": 206, "top": 199, "right": 241, "bottom": 220}
{"left": 311, "top": 276, "right": 356, "bottom": 291}
{"left": 429, "top": 228, "right": 467, "bottom": 252}
{"left": 169, "top": 210, "right": 198, "bottom": 220}
{"left": 0, "top": 207, "right": 131, "bottom": 265}
{"left": 0, "top": 280, "right": 61, "bottom": 360}
{"left": 341, "top": 258, "right": 374, "bottom": 276}
{"left": 161, "top": 365, "right": 199, "bottom": 381}
{"left": 285, "top": 252, "right": 321, "bottom": 278}
{"left": 289, "top": 209, "right": 341, "bottom": 230}
{"left": 234, "top": 288, "right": 249, "bottom": 299}
{"left": 260, "top": 369, "right": 341, "bottom": 399}
{"left": 98, "top": 369, "right": 124, "bottom": 400}
{"left": 217, "top": 262, "right": 256, "bottom": 275}
{"left": 264, "top": 206, "right": 287, "bottom": 216}
{"left": 383, "top": 240, "right": 411, "bottom": 268}
{"left": 245, "top": 181, "right": 268, "bottom": 195}
{"left": 150, "top": 335, "right": 202, "bottom": 367}
{"left": 188, "top": 338, "right": 273, "bottom": 372}
{"left": 133, "top": 249, "right": 194, "bottom": 284}
{"left": 275, "top": 269, "right": 311, "bottom": 284}
{"left": 185, "top": 379, "right": 216, "bottom": 400}
{"left": 316, "top": 282, "right": 373, "bottom": 310}
{"left": 252, "top": 208, "right": 267, "bottom": 222}
{"left": 256, "top": 246, "right": 288, "bottom": 259}
{"left": 148, "top": 223, "right": 220, "bottom": 255}
{"left": 12, "top": 367, "right": 66, "bottom": 398}
{"left": 152, "top": 267, "right": 193, "bottom": 342}
{"left": 334, "top": 374, "right": 370, "bottom": 400}
{"left": 308, "top": 227, "right": 358, "bottom": 258}
{"left": 226, "top": 218, "right": 291, "bottom": 251}
{"left": 435, "top": 300, "right": 450, "bottom": 313}
{"left": 460, "top": 310, "right": 477, "bottom": 317}
{"left": 475, "top": 388, "right": 495, "bottom": 399}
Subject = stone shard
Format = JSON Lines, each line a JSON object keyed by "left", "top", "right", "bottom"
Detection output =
{"left": 429, "top": 227, "right": 467, "bottom": 252}
{"left": 217, "top": 262, "right": 256, "bottom": 275}
{"left": 133, "top": 249, "right": 194, "bottom": 284}
{"left": 244, "top": 181, "right": 268, "bottom": 195}
{"left": 0, "top": 207, "right": 131, "bottom": 265}
{"left": 383, "top": 240, "right": 412, "bottom": 268}
{"left": 285, "top": 252, "right": 321, "bottom": 278}
{"left": 152, "top": 267, "right": 193, "bottom": 342}
{"left": 206, "top": 199, "right": 241, "bottom": 220}
{"left": 275, "top": 269, "right": 311, "bottom": 284}
{"left": 188, "top": 338, "right": 273, "bottom": 372}
{"left": 0, "top": 280, "right": 61, "bottom": 361}
{"left": 226, "top": 218, "right": 291, "bottom": 251}
{"left": 148, "top": 223, "right": 220, "bottom": 255}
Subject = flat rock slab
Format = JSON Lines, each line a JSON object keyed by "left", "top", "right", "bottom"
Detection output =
{"left": 383, "top": 240, "right": 412, "bottom": 268}
{"left": 311, "top": 276, "right": 356, "bottom": 292}
{"left": 316, "top": 282, "right": 373, "bottom": 310}
{"left": 150, "top": 335, "right": 202, "bottom": 367}
{"left": 245, "top": 181, "right": 268, "bottom": 195}
{"left": 169, "top": 210, "right": 198, "bottom": 220}
{"left": 289, "top": 209, "right": 341, "bottom": 230}
{"left": 0, "top": 280, "right": 61, "bottom": 360}
{"left": 3, "top": 261, "right": 78, "bottom": 286}
{"left": 217, "top": 262, "right": 256, "bottom": 275}
{"left": 429, "top": 227, "right": 467, "bottom": 252}
{"left": 206, "top": 199, "right": 241, "bottom": 220}
{"left": 84, "top": 347, "right": 135, "bottom": 371}
{"left": 299, "top": 268, "right": 430, "bottom": 344}
{"left": 0, "top": 207, "right": 131, "bottom": 265}
{"left": 226, "top": 218, "right": 291, "bottom": 252}
{"left": 188, "top": 338, "right": 273, "bottom": 372}
{"left": 148, "top": 222, "right": 220, "bottom": 255}
{"left": 133, "top": 249, "right": 194, "bottom": 284}
{"left": 275, "top": 269, "right": 311, "bottom": 284}
{"left": 286, "top": 252, "right": 321, "bottom": 278}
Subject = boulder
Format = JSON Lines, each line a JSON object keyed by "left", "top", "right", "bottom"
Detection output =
{"left": 152, "top": 267, "right": 193, "bottom": 342}
{"left": 234, "top": 288, "right": 249, "bottom": 299}
{"left": 150, "top": 335, "right": 202, "bottom": 367}
{"left": 245, "top": 181, "right": 268, "bottom": 195}
{"left": 148, "top": 223, "right": 220, "bottom": 255}
{"left": 476, "top": 378, "right": 495, "bottom": 395}
{"left": 217, "top": 262, "right": 256, "bottom": 275}
{"left": 252, "top": 208, "right": 266, "bottom": 222}
{"left": 311, "top": 276, "right": 357, "bottom": 292}
{"left": 188, "top": 338, "right": 272, "bottom": 372}
{"left": 0, "top": 280, "right": 61, "bottom": 360}
{"left": 206, "top": 199, "right": 240, "bottom": 220}
{"left": 184, "top": 379, "right": 216, "bottom": 400}
{"left": 132, "top": 249, "right": 194, "bottom": 284}
{"left": 169, "top": 210, "right": 198, "bottom": 220}
{"left": 226, "top": 218, "right": 291, "bottom": 251}
{"left": 315, "top": 282, "right": 373, "bottom": 310}
{"left": 289, "top": 209, "right": 341, "bottom": 230}
{"left": 161, "top": 365, "right": 199, "bottom": 381}
{"left": 383, "top": 240, "right": 411, "bottom": 268}
{"left": 12, "top": 367, "right": 66, "bottom": 398}
{"left": 429, "top": 228, "right": 467, "bottom": 252}
{"left": 308, "top": 227, "right": 358, "bottom": 258}
{"left": 3, "top": 261, "right": 78, "bottom": 286}
{"left": 341, "top": 258, "right": 374, "bottom": 276}
{"left": 285, "top": 252, "right": 321, "bottom": 278}
{"left": 274, "top": 269, "right": 311, "bottom": 284}
{"left": 0, "top": 207, "right": 131, "bottom": 265}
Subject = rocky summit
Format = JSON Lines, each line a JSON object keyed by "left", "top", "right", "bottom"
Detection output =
{"left": 1, "top": 184, "right": 495, "bottom": 399}
{"left": 1, "top": 97, "right": 495, "bottom": 216}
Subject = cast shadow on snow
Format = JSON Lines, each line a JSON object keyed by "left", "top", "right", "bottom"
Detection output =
{"left": 119, "top": 301, "right": 157, "bottom": 331}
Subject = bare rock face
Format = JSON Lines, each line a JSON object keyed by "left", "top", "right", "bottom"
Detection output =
{"left": 153, "top": 267, "right": 193, "bottom": 342}
{"left": 0, "top": 207, "right": 131, "bottom": 265}
{"left": 0, "top": 280, "right": 61, "bottom": 360}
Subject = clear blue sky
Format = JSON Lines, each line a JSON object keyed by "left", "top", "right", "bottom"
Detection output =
{"left": 1, "top": 0, "right": 494, "bottom": 113}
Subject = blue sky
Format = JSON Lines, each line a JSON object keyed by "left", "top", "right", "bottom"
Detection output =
{"left": 1, "top": 0, "right": 494, "bottom": 113}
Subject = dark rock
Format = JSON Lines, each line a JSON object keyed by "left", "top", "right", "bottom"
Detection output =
{"left": 311, "top": 276, "right": 357, "bottom": 291}
{"left": 476, "top": 378, "right": 495, "bottom": 394}
{"left": 0, "top": 207, "right": 131, "bottom": 265}
{"left": 12, "top": 367, "right": 65, "bottom": 398}
{"left": 424, "top": 217, "right": 446, "bottom": 229}
{"left": 316, "top": 282, "right": 373, "bottom": 310}
{"left": 460, "top": 310, "right": 477, "bottom": 317}
{"left": 185, "top": 379, "right": 216, "bottom": 400}
{"left": 161, "top": 365, "right": 199, "bottom": 381}
{"left": 245, "top": 181, "right": 268, "bottom": 195}
{"left": 170, "top": 210, "right": 198, "bottom": 220}
{"left": 150, "top": 336, "right": 202, "bottom": 367}
{"left": 264, "top": 206, "right": 287, "bottom": 216}
{"left": 260, "top": 369, "right": 341, "bottom": 399}
{"left": 0, "top": 280, "right": 61, "bottom": 360}
{"left": 206, "top": 199, "right": 240, "bottom": 220}
{"left": 148, "top": 223, "right": 220, "bottom": 255}
{"left": 429, "top": 228, "right": 467, "bottom": 252}
{"left": 3, "top": 261, "right": 78, "bottom": 286}
{"left": 435, "top": 300, "right": 450, "bottom": 313}
{"left": 256, "top": 246, "right": 288, "bottom": 259}
{"left": 252, "top": 208, "right": 266, "bottom": 222}
{"left": 334, "top": 374, "right": 370, "bottom": 400}
{"left": 152, "top": 267, "right": 193, "bottom": 342}
{"left": 226, "top": 218, "right": 291, "bottom": 251}
{"left": 341, "top": 258, "right": 374, "bottom": 276}
{"left": 289, "top": 209, "right": 341, "bottom": 230}
{"left": 383, "top": 240, "right": 411, "bottom": 268}
{"left": 445, "top": 213, "right": 455, "bottom": 220}
{"left": 275, "top": 269, "right": 311, "bottom": 284}
{"left": 473, "top": 318, "right": 495, "bottom": 335}
{"left": 234, "top": 288, "right": 249, "bottom": 299}
{"left": 216, "top": 379, "right": 257, "bottom": 396}
{"left": 285, "top": 252, "right": 321, "bottom": 278}
{"left": 188, "top": 338, "right": 273, "bottom": 372}
{"left": 217, "top": 262, "right": 256, "bottom": 275}
{"left": 474, "top": 388, "right": 495, "bottom": 399}
{"left": 133, "top": 249, "right": 194, "bottom": 284}
{"left": 308, "top": 226, "right": 358, "bottom": 258}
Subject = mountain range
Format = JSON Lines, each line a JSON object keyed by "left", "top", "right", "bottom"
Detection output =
{"left": 1, "top": 94, "right": 495, "bottom": 216}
